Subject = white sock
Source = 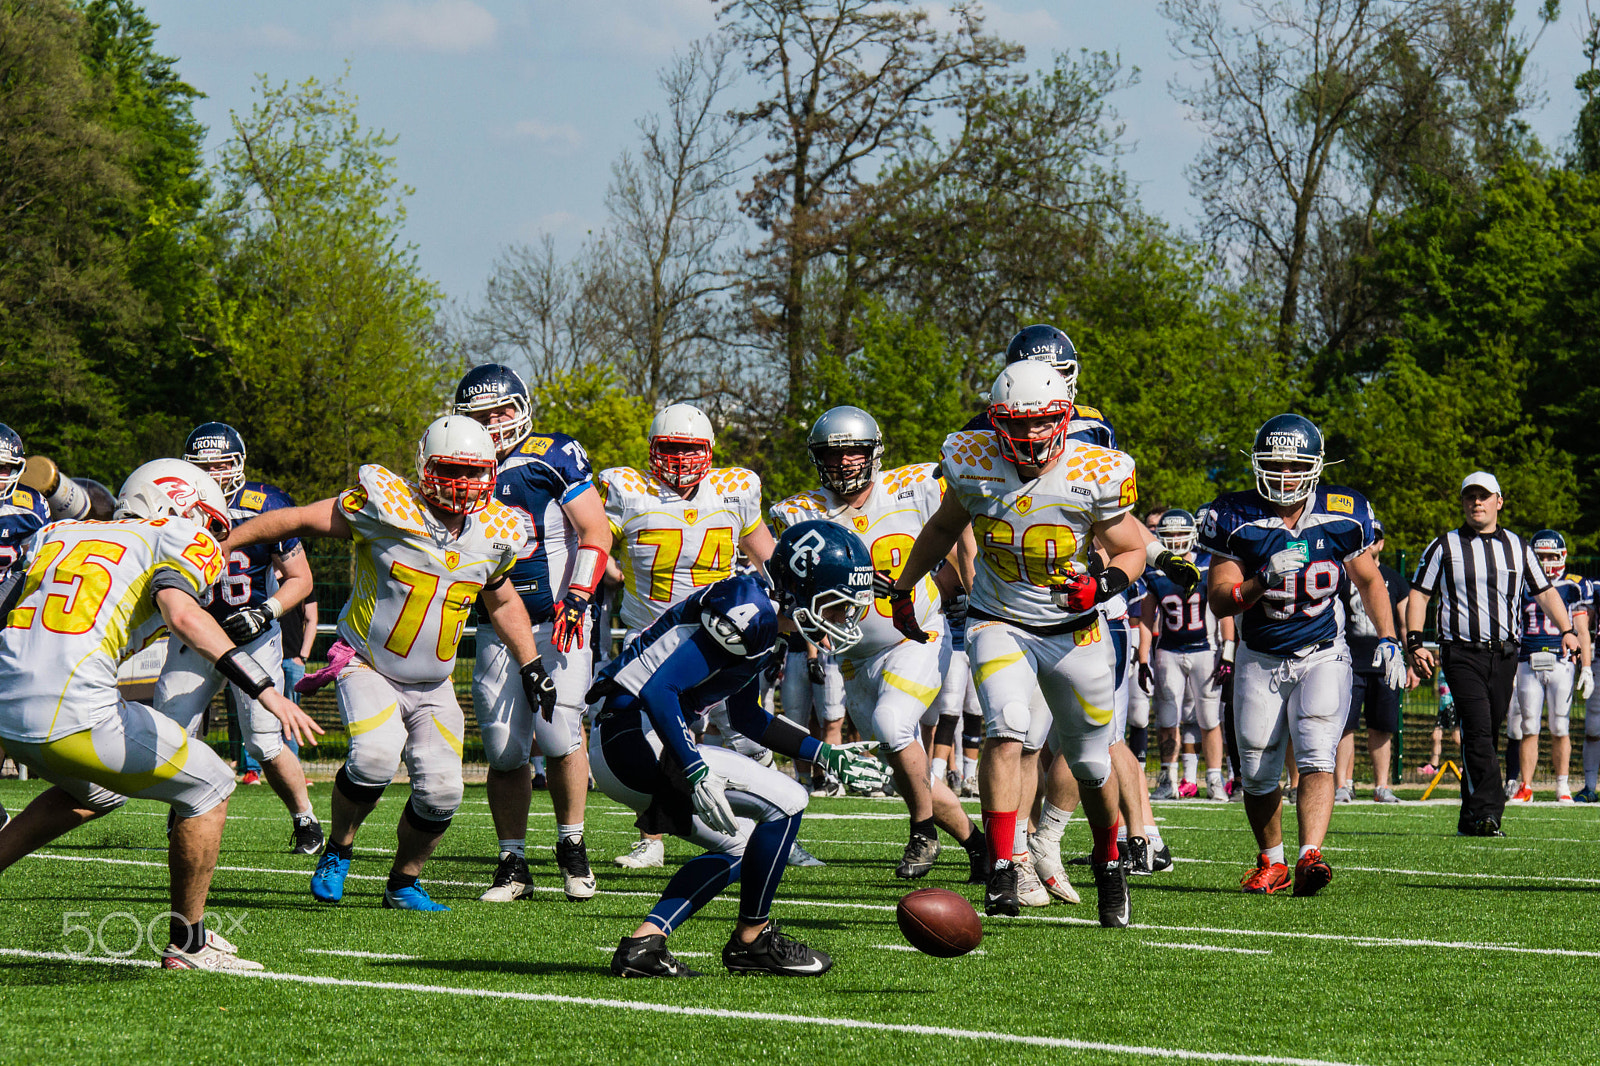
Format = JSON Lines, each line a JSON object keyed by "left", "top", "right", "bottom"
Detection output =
{"left": 1206, "top": 768, "right": 1223, "bottom": 787}
{"left": 557, "top": 822, "right": 583, "bottom": 843}
{"left": 1034, "top": 800, "right": 1073, "bottom": 843}
{"left": 498, "top": 839, "right": 525, "bottom": 859}
{"left": 1162, "top": 761, "right": 1178, "bottom": 783}
{"left": 1014, "top": 819, "right": 1029, "bottom": 855}
{"left": 1116, "top": 824, "right": 1129, "bottom": 842}
{"left": 1182, "top": 754, "right": 1198, "bottom": 783}
{"left": 1342, "top": 779, "right": 1354, "bottom": 790}
{"left": 1265, "top": 843, "right": 1285, "bottom": 864}
{"left": 1298, "top": 844, "right": 1317, "bottom": 860}
{"left": 1557, "top": 775, "right": 1569, "bottom": 794}
{"left": 1144, "top": 824, "right": 1163, "bottom": 846}
{"left": 294, "top": 807, "right": 317, "bottom": 822}
{"left": 931, "top": 756, "right": 948, "bottom": 783}
{"left": 1585, "top": 737, "right": 1600, "bottom": 790}
{"left": 965, "top": 753, "right": 980, "bottom": 777}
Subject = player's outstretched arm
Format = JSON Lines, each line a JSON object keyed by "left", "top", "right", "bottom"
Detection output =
{"left": 224, "top": 498, "right": 349, "bottom": 553}
{"left": 891, "top": 489, "right": 971, "bottom": 594}
{"left": 480, "top": 579, "right": 557, "bottom": 719}
{"left": 155, "top": 587, "right": 324, "bottom": 748}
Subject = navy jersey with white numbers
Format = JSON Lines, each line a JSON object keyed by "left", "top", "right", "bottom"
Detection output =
{"left": 1519, "top": 577, "right": 1588, "bottom": 659}
{"left": 593, "top": 574, "right": 785, "bottom": 777}
{"left": 0, "top": 487, "right": 47, "bottom": 577}
{"left": 961, "top": 402, "right": 1117, "bottom": 449}
{"left": 211, "top": 481, "right": 299, "bottom": 622}
{"left": 1124, "top": 574, "right": 1147, "bottom": 623}
{"left": 1199, "top": 486, "right": 1373, "bottom": 656}
{"left": 494, "top": 431, "right": 596, "bottom": 622}
{"left": 1145, "top": 554, "right": 1213, "bottom": 653}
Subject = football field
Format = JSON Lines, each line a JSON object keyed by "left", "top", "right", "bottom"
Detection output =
{"left": 2, "top": 779, "right": 1596, "bottom": 1066}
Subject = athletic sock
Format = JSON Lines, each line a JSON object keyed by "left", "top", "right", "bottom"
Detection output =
{"left": 1557, "top": 775, "right": 1569, "bottom": 795}
{"left": 1206, "top": 768, "right": 1223, "bottom": 789}
{"left": 1585, "top": 737, "right": 1600, "bottom": 790}
{"left": 982, "top": 810, "right": 1017, "bottom": 866}
{"left": 959, "top": 821, "right": 985, "bottom": 853}
{"left": 1265, "top": 843, "right": 1285, "bottom": 865}
{"left": 1144, "top": 824, "right": 1164, "bottom": 846}
{"left": 931, "top": 756, "right": 948, "bottom": 784}
{"left": 293, "top": 807, "right": 317, "bottom": 823}
{"left": 169, "top": 916, "right": 206, "bottom": 954}
{"left": 1162, "top": 761, "right": 1178, "bottom": 785}
{"left": 327, "top": 841, "right": 353, "bottom": 860}
{"left": 910, "top": 816, "right": 937, "bottom": 842}
{"left": 1115, "top": 823, "right": 1129, "bottom": 843}
{"left": 1298, "top": 844, "right": 1318, "bottom": 861}
{"left": 1034, "top": 799, "right": 1072, "bottom": 843}
{"left": 1091, "top": 820, "right": 1120, "bottom": 862}
{"left": 386, "top": 872, "right": 418, "bottom": 892}
{"left": 1182, "top": 754, "right": 1198, "bottom": 783}
{"left": 498, "top": 839, "right": 526, "bottom": 859}
{"left": 557, "top": 822, "right": 584, "bottom": 843}
{"left": 1013, "top": 818, "right": 1029, "bottom": 858}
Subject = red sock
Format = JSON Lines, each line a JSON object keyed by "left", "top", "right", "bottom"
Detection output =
{"left": 1092, "top": 820, "right": 1120, "bottom": 863}
{"left": 982, "top": 810, "right": 1017, "bottom": 866}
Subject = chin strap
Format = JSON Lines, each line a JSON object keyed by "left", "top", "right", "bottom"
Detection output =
{"left": 569, "top": 544, "right": 607, "bottom": 599}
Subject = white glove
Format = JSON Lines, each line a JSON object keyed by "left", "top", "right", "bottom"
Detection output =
{"left": 688, "top": 765, "right": 738, "bottom": 835}
{"left": 1580, "top": 666, "right": 1595, "bottom": 702}
{"left": 1258, "top": 544, "right": 1309, "bottom": 589}
{"left": 1374, "top": 638, "right": 1406, "bottom": 690}
{"left": 818, "top": 740, "right": 893, "bottom": 793}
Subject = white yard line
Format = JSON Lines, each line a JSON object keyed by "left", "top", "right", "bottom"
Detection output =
{"left": 0, "top": 947, "right": 1367, "bottom": 1065}
{"left": 1171, "top": 856, "right": 1600, "bottom": 886}
{"left": 303, "top": 949, "right": 416, "bottom": 960}
{"left": 1145, "top": 942, "right": 1271, "bottom": 956}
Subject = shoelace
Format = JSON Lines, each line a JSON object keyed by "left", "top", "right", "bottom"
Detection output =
{"left": 490, "top": 855, "right": 523, "bottom": 886}
{"left": 558, "top": 840, "right": 589, "bottom": 875}
{"left": 762, "top": 924, "right": 807, "bottom": 964}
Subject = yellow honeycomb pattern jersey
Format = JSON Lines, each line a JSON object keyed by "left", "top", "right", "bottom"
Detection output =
{"left": 941, "top": 431, "right": 1137, "bottom": 628}
{"left": 337, "top": 464, "right": 524, "bottom": 684}
{"left": 599, "top": 466, "right": 764, "bottom": 631}
{"left": 0, "top": 516, "right": 225, "bottom": 740}
{"left": 769, "top": 464, "right": 944, "bottom": 661}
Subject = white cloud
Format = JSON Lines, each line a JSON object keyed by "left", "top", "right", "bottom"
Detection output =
{"left": 570, "top": 0, "right": 717, "bottom": 57}
{"left": 338, "top": 0, "right": 498, "bottom": 53}
{"left": 505, "top": 119, "right": 583, "bottom": 153}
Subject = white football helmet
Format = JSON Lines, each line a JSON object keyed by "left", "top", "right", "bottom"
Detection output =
{"left": 115, "top": 459, "right": 232, "bottom": 534}
{"left": 649, "top": 403, "right": 715, "bottom": 492}
{"left": 417, "top": 415, "right": 497, "bottom": 515}
{"left": 987, "top": 361, "right": 1075, "bottom": 468}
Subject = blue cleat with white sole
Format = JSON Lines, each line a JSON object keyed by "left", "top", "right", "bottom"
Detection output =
{"left": 311, "top": 849, "right": 351, "bottom": 902}
{"left": 1574, "top": 786, "right": 1599, "bottom": 804}
{"left": 382, "top": 881, "right": 450, "bottom": 911}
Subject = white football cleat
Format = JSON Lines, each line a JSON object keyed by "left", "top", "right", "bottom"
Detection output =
{"left": 1557, "top": 789, "right": 1575, "bottom": 805}
{"left": 614, "top": 837, "right": 665, "bottom": 868}
{"left": 161, "top": 930, "right": 265, "bottom": 971}
{"left": 1029, "top": 845, "right": 1082, "bottom": 904}
{"left": 1014, "top": 851, "right": 1051, "bottom": 907}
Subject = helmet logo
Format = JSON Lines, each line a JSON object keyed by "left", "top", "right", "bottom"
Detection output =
{"left": 788, "top": 528, "right": 827, "bottom": 576}
{"left": 1264, "top": 431, "right": 1308, "bottom": 450}
{"left": 153, "top": 476, "right": 198, "bottom": 508}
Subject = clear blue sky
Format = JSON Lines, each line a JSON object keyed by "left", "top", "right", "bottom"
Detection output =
{"left": 139, "top": 1, "right": 1597, "bottom": 308}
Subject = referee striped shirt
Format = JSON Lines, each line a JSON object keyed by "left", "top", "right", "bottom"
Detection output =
{"left": 1412, "top": 527, "right": 1550, "bottom": 643}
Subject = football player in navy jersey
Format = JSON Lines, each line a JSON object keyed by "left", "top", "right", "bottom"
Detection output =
{"left": 0, "top": 425, "right": 47, "bottom": 824}
{"left": 1200, "top": 415, "right": 1404, "bottom": 897}
{"left": 1506, "top": 530, "right": 1591, "bottom": 804}
{"left": 961, "top": 325, "right": 1118, "bottom": 447}
{"left": 156, "top": 423, "right": 323, "bottom": 853}
{"left": 453, "top": 363, "right": 614, "bottom": 903}
{"left": 593, "top": 520, "right": 884, "bottom": 978}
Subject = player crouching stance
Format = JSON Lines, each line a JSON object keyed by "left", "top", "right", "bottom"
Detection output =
{"left": 1200, "top": 415, "right": 1403, "bottom": 896}
{"left": 223, "top": 417, "right": 555, "bottom": 911}
{"left": 594, "top": 521, "right": 882, "bottom": 977}
{"left": 890, "top": 362, "right": 1155, "bottom": 928}
{"left": 0, "top": 461, "right": 322, "bottom": 969}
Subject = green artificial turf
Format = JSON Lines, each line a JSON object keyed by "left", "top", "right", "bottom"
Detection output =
{"left": 1, "top": 778, "right": 1596, "bottom": 1065}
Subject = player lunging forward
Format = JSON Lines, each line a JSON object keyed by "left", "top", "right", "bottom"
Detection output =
{"left": 224, "top": 416, "right": 554, "bottom": 911}
{"left": 1201, "top": 415, "right": 1404, "bottom": 897}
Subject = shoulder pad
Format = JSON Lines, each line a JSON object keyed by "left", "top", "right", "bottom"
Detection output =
{"left": 943, "top": 430, "right": 1002, "bottom": 470}
{"left": 517, "top": 434, "right": 558, "bottom": 457}
{"left": 353, "top": 464, "right": 429, "bottom": 531}
{"left": 601, "top": 467, "right": 652, "bottom": 497}
{"left": 474, "top": 498, "right": 526, "bottom": 545}
{"left": 1317, "top": 486, "right": 1366, "bottom": 518}
{"left": 882, "top": 463, "right": 939, "bottom": 494}
{"left": 9, "top": 488, "right": 44, "bottom": 518}
{"left": 1074, "top": 404, "right": 1104, "bottom": 420}
{"left": 775, "top": 490, "right": 828, "bottom": 517}
{"left": 707, "top": 467, "right": 760, "bottom": 495}
{"left": 1058, "top": 444, "right": 1134, "bottom": 485}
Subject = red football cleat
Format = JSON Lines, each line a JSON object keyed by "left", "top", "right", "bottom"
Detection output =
{"left": 1240, "top": 853, "right": 1290, "bottom": 894}
{"left": 241, "top": 770, "right": 262, "bottom": 786}
{"left": 1292, "top": 848, "right": 1333, "bottom": 897}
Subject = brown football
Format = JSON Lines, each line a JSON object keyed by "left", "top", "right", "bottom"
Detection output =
{"left": 896, "top": 887, "right": 983, "bottom": 958}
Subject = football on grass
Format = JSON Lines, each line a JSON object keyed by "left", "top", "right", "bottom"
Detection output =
{"left": 896, "top": 887, "right": 983, "bottom": 957}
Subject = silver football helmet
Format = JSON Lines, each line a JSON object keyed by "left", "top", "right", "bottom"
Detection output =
{"left": 807, "top": 406, "right": 884, "bottom": 496}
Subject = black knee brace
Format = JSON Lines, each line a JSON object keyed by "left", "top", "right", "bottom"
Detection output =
{"left": 962, "top": 711, "right": 984, "bottom": 750}
{"left": 933, "top": 714, "right": 959, "bottom": 748}
{"left": 334, "top": 765, "right": 388, "bottom": 805}
{"left": 402, "top": 797, "right": 453, "bottom": 836}
{"left": 1128, "top": 725, "right": 1148, "bottom": 761}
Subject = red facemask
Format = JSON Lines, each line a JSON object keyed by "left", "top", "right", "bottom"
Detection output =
{"left": 650, "top": 437, "right": 713, "bottom": 492}
{"left": 989, "top": 399, "right": 1073, "bottom": 467}
{"left": 422, "top": 459, "right": 497, "bottom": 514}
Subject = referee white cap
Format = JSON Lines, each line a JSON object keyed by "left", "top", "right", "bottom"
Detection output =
{"left": 1461, "top": 470, "right": 1501, "bottom": 495}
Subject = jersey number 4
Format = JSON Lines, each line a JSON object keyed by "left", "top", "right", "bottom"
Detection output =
{"left": 635, "top": 527, "right": 734, "bottom": 601}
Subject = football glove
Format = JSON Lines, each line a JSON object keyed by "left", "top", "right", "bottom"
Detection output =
{"left": 816, "top": 741, "right": 892, "bottom": 794}
{"left": 686, "top": 762, "right": 738, "bottom": 836}
{"left": 1257, "top": 544, "right": 1309, "bottom": 589}
{"left": 807, "top": 657, "right": 826, "bottom": 685}
{"left": 1212, "top": 639, "right": 1236, "bottom": 685}
{"left": 762, "top": 649, "right": 785, "bottom": 686}
{"left": 944, "top": 591, "right": 968, "bottom": 629}
{"left": 1137, "top": 661, "right": 1154, "bottom": 695}
{"left": 1154, "top": 550, "right": 1202, "bottom": 593}
{"left": 1048, "top": 563, "right": 1131, "bottom": 613}
{"left": 1374, "top": 637, "right": 1406, "bottom": 690}
{"left": 875, "top": 570, "right": 930, "bottom": 644}
{"left": 551, "top": 592, "right": 588, "bottom": 653}
{"left": 221, "top": 605, "right": 273, "bottom": 645}
{"left": 1580, "top": 666, "right": 1595, "bottom": 702}
{"left": 520, "top": 658, "right": 558, "bottom": 721}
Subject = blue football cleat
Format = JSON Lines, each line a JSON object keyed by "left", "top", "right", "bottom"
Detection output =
{"left": 382, "top": 881, "right": 450, "bottom": 912}
{"left": 1574, "top": 786, "right": 1599, "bottom": 804}
{"left": 311, "top": 850, "right": 351, "bottom": 902}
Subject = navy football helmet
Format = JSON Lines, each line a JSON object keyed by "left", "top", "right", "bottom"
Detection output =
{"left": 699, "top": 578, "right": 780, "bottom": 658}
{"left": 183, "top": 422, "right": 247, "bottom": 499}
{"left": 0, "top": 423, "right": 24, "bottom": 499}
{"left": 1005, "top": 324, "right": 1080, "bottom": 397}
{"left": 454, "top": 363, "right": 532, "bottom": 459}
{"left": 1155, "top": 508, "right": 1198, "bottom": 555}
{"left": 1250, "top": 414, "right": 1324, "bottom": 506}
{"left": 1531, "top": 529, "right": 1567, "bottom": 580}
{"left": 766, "top": 520, "right": 874, "bottom": 653}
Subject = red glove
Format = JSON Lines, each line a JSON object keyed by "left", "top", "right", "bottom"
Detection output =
{"left": 1054, "top": 573, "right": 1099, "bottom": 612}
{"left": 876, "top": 570, "right": 930, "bottom": 644}
{"left": 551, "top": 593, "right": 588, "bottom": 653}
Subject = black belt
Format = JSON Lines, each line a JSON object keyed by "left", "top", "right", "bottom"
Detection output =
{"left": 967, "top": 607, "right": 1099, "bottom": 637}
{"left": 1442, "top": 639, "right": 1519, "bottom": 656}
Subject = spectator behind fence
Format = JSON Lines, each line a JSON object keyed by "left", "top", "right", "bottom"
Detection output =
{"left": 1406, "top": 472, "right": 1579, "bottom": 837}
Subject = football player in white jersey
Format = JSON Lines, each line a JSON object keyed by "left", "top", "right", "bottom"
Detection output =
{"left": 888, "top": 362, "right": 1156, "bottom": 928}
{"left": 772, "top": 407, "right": 987, "bottom": 881}
{"left": 0, "top": 460, "right": 322, "bottom": 970}
{"left": 223, "top": 416, "right": 555, "bottom": 911}
{"left": 599, "top": 403, "right": 780, "bottom": 867}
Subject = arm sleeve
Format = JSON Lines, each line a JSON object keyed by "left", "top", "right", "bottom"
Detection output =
{"left": 724, "top": 677, "right": 822, "bottom": 763}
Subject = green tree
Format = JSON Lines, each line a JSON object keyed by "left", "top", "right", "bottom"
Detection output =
{"left": 192, "top": 75, "right": 453, "bottom": 503}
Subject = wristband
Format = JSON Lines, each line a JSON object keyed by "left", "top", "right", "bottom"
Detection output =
{"left": 1560, "top": 629, "right": 1575, "bottom": 638}
{"left": 1406, "top": 632, "right": 1425, "bottom": 651}
{"left": 568, "top": 544, "right": 607, "bottom": 598}
{"left": 217, "top": 647, "right": 274, "bottom": 700}
{"left": 1221, "top": 639, "right": 1236, "bottom": 664}
{"left": 1144, "top": 539, "right": 1167, "bottom": 567}
{"left": 1094, "top": 565, "right": 1132, "bottom": 603}
{"left": 264, "top": 596, "right": 284, "bottom": 620}
{"left": 1231, "top": 583, "right": 1245, "bottom": 605}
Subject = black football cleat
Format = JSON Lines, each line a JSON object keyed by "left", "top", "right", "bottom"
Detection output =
{"left": 1125, "top": 836, "right": 1152, "bottom": 877}
{"left": 290, "top": 815, "right": 325, "bottom": 856}
{"left": 1149, "top": 839, "right": 1174, "bottom": 873}
{"left": 1092, "top": 857, "right": 1131, "bottom": 928}
{"left": 723, "top": 922, "right": 832, "bottom": 976}
{"left": 985, "top": 858, "right": 1020, "bottom": 916}
{"left": 895, "top": 833, "right": 940, "bottom": 879}
{"left": 611, "top": 934, "right": 701, "bottom": 978}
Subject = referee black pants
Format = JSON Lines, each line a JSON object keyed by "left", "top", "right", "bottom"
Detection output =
{"left": 1441, "top": 643, "right": 1517, "bottom": 831}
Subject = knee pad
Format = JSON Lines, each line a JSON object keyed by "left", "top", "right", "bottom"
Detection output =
{"left": 933, "top": 714, "right": 958, "bottom": 748}
{"left": 1127, "top": 725, "right": 1148, "bottom": 760}
{"left": 335, "top": 764, "right": 388, "bottom": 805}
{"left": 402, "top": 796, "right": 454, "bottom": 835}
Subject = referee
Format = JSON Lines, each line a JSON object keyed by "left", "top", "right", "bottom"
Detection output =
{"left": 1406, "top": 472, "right": 1579, "bottom": 836}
